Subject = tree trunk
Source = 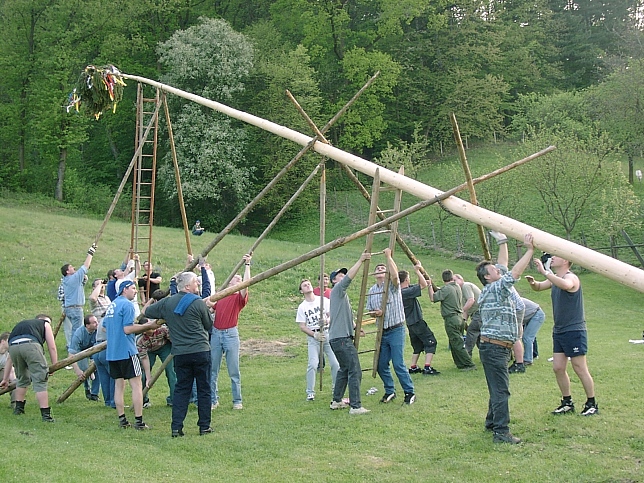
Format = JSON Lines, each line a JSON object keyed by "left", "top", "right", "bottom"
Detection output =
{"left": 55, "top": 147, "right": 67, "bottom": 201}
{"left": 628, "top": 153, "right": 634, "bottom": 184}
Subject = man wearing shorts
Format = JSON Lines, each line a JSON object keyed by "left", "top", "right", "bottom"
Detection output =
{"left": 103, "top": 280, "right": 157, "bottom": 430}
{"left": 527, "top": 255, "right": 598, "bottom": 416}
{"left": 0, "top": 315, "right": 58, "bottom": 422}
{"left": 399, "top": 261, "right": 440, "bottom": 375}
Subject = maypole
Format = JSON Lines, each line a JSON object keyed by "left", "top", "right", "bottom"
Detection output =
{"left": 120, "top": 73, "right": 644, "bottom": 293}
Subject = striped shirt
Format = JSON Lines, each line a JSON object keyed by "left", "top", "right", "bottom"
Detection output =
{"left": 367, "top": 282, "right": 405, "bottom": 329}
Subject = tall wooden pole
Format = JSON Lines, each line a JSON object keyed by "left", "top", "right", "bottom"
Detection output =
{"left": 163, "top": 94, "right": 193, "bottom": 256}
{"left": 318, "top": 161, "right": 326, "bottom": 391}
{"left": 122, "top": 73, "right": 644, "bottom": 292}
{"left": 450, "top": 113, "right": 491, "bottom": 260}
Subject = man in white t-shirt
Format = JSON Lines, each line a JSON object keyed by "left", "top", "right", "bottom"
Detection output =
{"left": 296, "top": 279, "right": 339, "bottom": 402}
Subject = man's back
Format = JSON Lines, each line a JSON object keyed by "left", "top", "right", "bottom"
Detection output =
{"left": 145, "top": 293, "right": 211, "bottom": 355}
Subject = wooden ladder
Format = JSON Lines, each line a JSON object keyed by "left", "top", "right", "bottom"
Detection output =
{"left": 354, "top": 166, "right": 404, "bottom": 378}
{"left": 130, "top": 84, "right": 159, "bottom": 289}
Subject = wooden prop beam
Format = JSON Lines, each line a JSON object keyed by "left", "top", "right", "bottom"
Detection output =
{"left": 176, "top": 72, "right": 380, "bottom": 273}
{"left": 52, "top": 312, "right": 66, "bottom": 339}
{"left": 207, "top": 161, "right": 528, "bottom": 305}
{"left": 0, "top": 382, "right": 15, "bottom": 396}
{"left": 318, "top": 162, "right": 326, "bottom": 389}
{"left": 49, "top": 342, "right": 106, "bottom": 373}
{"left": 288, "top": 88, "right": 432, "bottom": 280}
{"left": 451, "top": 113, "right": 491, "bottom": 260}
{"left": 142, "top": 354, "right": 174, "bottom": 398}
{"left": 121, "top": 73, "right": 644, "bottom": 292}
{"left": 57, "top": 361, "right": 96, "bottom": 403}
{"left": 220, "top": 163, "right": 322, "bottom": 289}
{"left": 163, "top": 94, "right": 193, "bottom": 256}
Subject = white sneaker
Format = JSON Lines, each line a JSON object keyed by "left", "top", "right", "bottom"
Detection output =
{"left": 232, "top": 403, "right": 243, "bottom": 410}
{"left": 329, "top": 400, "right": 349, "bottom": 410}
{"left": 211, "top": 402, "right": 219, "bottom": 410}
{"left": 306, "top": 394, "right": 315, "bottom": 401}
{"left": 349, "top": 407, "right": 370, "bottom": 415}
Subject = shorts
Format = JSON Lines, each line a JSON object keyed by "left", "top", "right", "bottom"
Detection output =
{"left": 553, "top": 330, "right": 588, "bottom": 358}
{"left": 109, "top": 354, "right": 143, "bottom": 380}
{"left": 8, "top": 342, "right": 49, "bottom": 393}
{"left": 407, "top": 320, "right": 437, "bottom": 354}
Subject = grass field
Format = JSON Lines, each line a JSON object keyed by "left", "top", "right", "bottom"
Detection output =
{"left": 1, "top": 197, "right": 643, "bottom": 482}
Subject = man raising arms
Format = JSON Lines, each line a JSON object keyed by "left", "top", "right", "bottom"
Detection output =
{"left": 526, "top": 255, "right": 598, "bottom": 416}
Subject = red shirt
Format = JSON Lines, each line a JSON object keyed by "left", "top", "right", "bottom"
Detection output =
{"left": 214, "top": 292, "right": 248, "bottom": 329}
{"left": 313, "top": 287, "right": 331, "bottom": 299}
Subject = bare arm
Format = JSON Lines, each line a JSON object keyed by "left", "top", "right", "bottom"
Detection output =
{"left": 347, "top": 252, "right": 371, "bottom": 280}
{"left": 0, "top": 353, "right": 12, "bottom": 387}
{"left": 415, "top": 263, "right": 428, "bottom": 289}
{"left": 383, "top": 248, "right": 400, "bottom": 286}
{"left": 89, "top": 281, "right": 102, "bottom": 303}
{"left": 44, "top": 322, "right": 58, "bottom": 367}
{"left": 510, "top": 234, "right": 534, "bottom": 280}
{"left": 240, "top": 254, "right": 252, "bottom": 298}
{"left": 124, "top": 320, "right": 158, "bottom": 335}
{"left": 140, "top": 353, "right": 151, "bottom": 384}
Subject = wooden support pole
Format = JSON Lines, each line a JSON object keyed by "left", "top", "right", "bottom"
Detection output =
{"left": 49, "top": 343, "right": 106, "bottom": 373}
{"left": 220, "top": 164, "right": 322, "bottom": 289}
{"left": 57, "top": 361, "right": 97, "bottom": 403}
{"left": 0, "top": 382, "right": 15, "bottom": 396}
{"left": 318, "top": 161, "right": 326, "bottom": 391}
{"left": 142, "top": 354, "right": 174, "bottom": 398}
{"left": 450, "top": 113, "right": 491, "bottom": 260}
{"left": 179, "top": 72, "right": 381, "bottom": 273}
{"left": 164, "top": 94, "right": 193, "bottom": 256}
{"left": 287, "top": 89, "right": 431, "bottom": 279}
{"left": 52, "top": 312, "right": 66, "bottom": 339}
{"left": 206, "top": 155, "right": 546, "bottom": 304}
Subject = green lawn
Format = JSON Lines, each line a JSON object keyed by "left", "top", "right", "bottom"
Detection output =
{"left": 1, "top": 199, "right": 643, "bottom": 482}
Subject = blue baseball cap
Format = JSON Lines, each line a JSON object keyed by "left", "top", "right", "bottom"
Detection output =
{"left": 118, "top": 280, "right": 135, "bottom": 295}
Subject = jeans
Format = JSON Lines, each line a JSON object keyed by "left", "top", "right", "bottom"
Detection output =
{"left": 522, "top": 309, "right": 546, "bottom": 364}
{"left": 378, "top": 325, "right": 414, "bottom": 395}
{"left": 65, "top": 307, "right": 84, "bottom": 352}
{"left": 172, "top": 351, "right": 211, "bottom": 432}
{"left": 306, "top": 335, "right": 339, "bottom": 395}
{"left": 94, "top": 349, "right": 115, "bottom": 407}
{"left": 142, "top": 343, "right": 176, "bottom": 405}
{"left": 211, "top": 327, "right": 242, "bottom": 405}
{"left": 480, "top": 341, "right": 512, "bottom": 433}
{"left": 464, "top": 312, "right": 482, "bottom": 356}
{"left": 330, "top": 337, "right": 362, "bottom": 409}
{"left": 77, "top": 355, "right": 101, "bottom": 396}
{"left": 444, "top": 314, "right": 475, "bottom": 369}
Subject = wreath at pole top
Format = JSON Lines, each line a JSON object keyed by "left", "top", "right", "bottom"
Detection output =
{"left": 66, "top": 64, "right": 127, "bottom": 120}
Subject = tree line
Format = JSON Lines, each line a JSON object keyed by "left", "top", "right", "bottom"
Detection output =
{"left": 0, "top": 0, "right": 642, "bottom": 235}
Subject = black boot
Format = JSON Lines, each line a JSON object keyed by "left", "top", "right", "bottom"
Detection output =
{"left": 13, "top": 400, "right": 25, "bottom": 415}
{"left": 40, "top": 407, "right": 55, "bottom": 422}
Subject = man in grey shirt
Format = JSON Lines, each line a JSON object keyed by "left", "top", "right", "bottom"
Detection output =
{"left": 328, "top": 252, "right": 370, "bottom": 415}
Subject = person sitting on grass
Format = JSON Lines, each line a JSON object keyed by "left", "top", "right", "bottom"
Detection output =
{"left": 192, "top": 220, "right": 205, "bottom": 236}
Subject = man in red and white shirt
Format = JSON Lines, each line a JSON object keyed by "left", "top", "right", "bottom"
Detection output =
{"left": 209, "top": 254, "right": 251, "bottom": 410}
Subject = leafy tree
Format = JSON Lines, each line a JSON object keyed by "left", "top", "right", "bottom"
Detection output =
{"left": 241, "top": 21, "right": 324, "bottom": 231}
{"left": 586, "top": 61, "right": 644, "bottom": 183}
{"left": 519, "top": 133, "right": 618, "bottom": 240}
{"left": 156, "top": 17, "right": 254, "bottom": 230}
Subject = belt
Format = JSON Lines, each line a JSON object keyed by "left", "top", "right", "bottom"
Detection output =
{"left": 65, "top": 305, "right": 84, "bottom": 309}
{"left": 480, "top": 336, "right": 513, "bottom": 349}
{"left": 10, "top": 338, "right": 36, "bottom": 346}
{"left": 383, "top": 323, "right": 404, "bottom": 332}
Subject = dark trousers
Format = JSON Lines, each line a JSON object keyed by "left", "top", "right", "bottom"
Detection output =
{"left": 330, "top": 337, "right": 362, "bottom": 409}
{"left": 480, "top": 342, "right": 512, "bottom": 433}
{"left": 172, "top": 351, "right": 211, "bottom": 432}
